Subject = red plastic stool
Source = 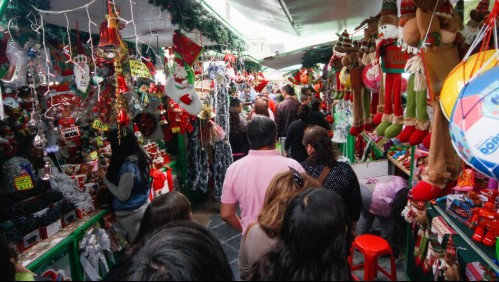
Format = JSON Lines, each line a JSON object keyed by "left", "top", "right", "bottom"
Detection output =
{"left": 348, "top": 234, "right": 397, "bottom": 281}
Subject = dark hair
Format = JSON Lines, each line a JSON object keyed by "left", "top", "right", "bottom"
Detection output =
{"left": 229, "top": 108, "right": 245, "bottom": 135}
{"left": 297, "top": 105, "right": 311, "bottom": 121}
{"left": 105, "top": 221, "right": 234, "bottom": 281}
{"left": 0, "top": 239, "right": 17, "bottom": 281}
{"left": 300, "top": 94, "right": 311, "bottom": 103}
{"left": 247, "top": 116, "right": 277, "bottom": 150}
{"left": 253, "top": 99, "right": 270, "bottom": 118}
{"left": 230, "top": 98, "right": 242, "bottom": 108}
{"left": 282, "top": 84, "right": 295, "bottom": 96}
{"left": 249, "top": 189, "right": 352, "bottom": 281}
{"left": 133, "top": 192, "right": 192, "bottom": 247}
{"left": 303, "top": 126, "right": 337, "bottom": 168}
{"left": 311, "top": 100, "right": 322, "bottom": 112}
{"left": 106, "top": 127, "right": 152, "bottom": 185}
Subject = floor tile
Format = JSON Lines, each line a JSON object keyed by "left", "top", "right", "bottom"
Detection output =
{"left": 211, "top": 223, "right": 242, "bottom": 242}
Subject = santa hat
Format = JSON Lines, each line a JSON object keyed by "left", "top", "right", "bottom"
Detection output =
{"left": 470, "top": 0, "right": 491, "bottom": 22}
{"left": 172, "top": 31, "right": 204, "bottom": 67}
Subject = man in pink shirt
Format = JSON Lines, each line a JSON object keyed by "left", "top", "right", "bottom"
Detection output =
{"left": 221, "top": 116, "right": 305, "bottom": 233}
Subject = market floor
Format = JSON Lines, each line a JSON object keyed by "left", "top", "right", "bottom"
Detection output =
{"left": 192, "top": 198, "right": 408, "bottom": 281}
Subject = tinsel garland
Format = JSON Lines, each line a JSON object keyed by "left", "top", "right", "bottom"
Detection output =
{"left": 185, "top": 118, "right": 209, "bottom": 193}
{"left": 213, "top": 76, "right": 233, "bottom": 200}
{"left": 148, "top": 0, "right": 246, "bottom": 51}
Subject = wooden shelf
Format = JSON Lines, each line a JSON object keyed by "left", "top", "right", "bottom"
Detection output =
{"left": 361, "top": 132, "right": 411, "bottom": 176}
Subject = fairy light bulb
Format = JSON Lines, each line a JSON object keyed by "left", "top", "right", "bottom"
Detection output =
{"left": 41, "top": 161, "right": 53, "bottom": 181}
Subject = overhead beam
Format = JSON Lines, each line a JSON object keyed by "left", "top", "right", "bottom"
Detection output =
{"left": 277, "top": 0, "right": 300, "bottom": 37}
{"left": 196, "top": 0, "right": 246, "bottom": 41}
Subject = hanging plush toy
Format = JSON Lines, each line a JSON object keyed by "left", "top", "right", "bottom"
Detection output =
{"left": 165, "top": 31, "right": 203, "bottom": 116}
{"left": 410, "top": 0, "right": 464, "bottom": 202}
{"left": 355, "top": 16, "right": 381, "bottom": 134}
{"left": 374, "top": 0, "right": 411, "bottom": 138}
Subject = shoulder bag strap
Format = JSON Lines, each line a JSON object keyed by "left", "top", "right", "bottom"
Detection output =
{"left": 318, "top": 166, "right": 332, "bottom": 185}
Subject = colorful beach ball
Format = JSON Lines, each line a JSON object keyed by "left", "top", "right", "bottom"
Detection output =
{"left": 441, "top": 50, "right": 498, "bottom": 120}
{"left": 362, "top": 63, "right": 381, "bottom": 93}
{"left": 449, "top": 66, "right": 499, "bottom": 180}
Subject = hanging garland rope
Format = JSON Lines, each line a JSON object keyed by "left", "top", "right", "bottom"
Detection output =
{"left": 148, "top": 0, "right": 246, "bottom": 51}
{"left": 301, "top": 45, "right": 333, "bottom": 68}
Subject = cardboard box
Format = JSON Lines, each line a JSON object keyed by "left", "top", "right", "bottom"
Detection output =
{"left": 17, "top": 229, "right": 41, "bottom": 252}
{"left": 466, "top": 262, "right": 497, "bottom": 281}
{"left": 40, "top": 219, "right": 62, "bottom": 239}
{"left": 76, "top": 207, "right": 94, "bottom": 219}
{"left": 61, "top": 210, "right": 77, "bottom": 228}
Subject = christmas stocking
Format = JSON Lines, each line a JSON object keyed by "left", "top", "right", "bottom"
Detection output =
{"left": 165, "top": 32, "right": 204, "bottom": 116}
{"left": 349, "top": 67, "right": 365, "bottom": 136}
{"left": 399, "top": 73, "right": 417, "bottom": 143}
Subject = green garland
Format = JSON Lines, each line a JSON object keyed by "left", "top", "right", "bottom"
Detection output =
{"left": 149, "top": 0, "right": 246, "bottom": 51}
{"left": 301, "top": 45, "right": 333, "bottom": 68}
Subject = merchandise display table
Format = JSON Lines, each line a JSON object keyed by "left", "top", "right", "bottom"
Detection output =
{"left": 406, "top": 202, "right": 499, "bottom": 281}
{"left": 20, "top": 210, "right": 110, "bottom": 281}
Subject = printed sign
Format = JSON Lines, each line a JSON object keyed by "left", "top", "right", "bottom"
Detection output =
{"left": 60, "top": 126, "right": 80, "bottom": 140}
{"left": 92, "top": 120, "right": 109, "bottom": 132}
{"left": 15, "top": 174, "right": 34, "bottom": 191}
{"left": 130, "top": 60, "right": 153, "bottom": 79}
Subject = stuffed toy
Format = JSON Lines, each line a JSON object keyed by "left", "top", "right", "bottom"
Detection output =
{"left": 399, "top": 0, "right": 431, "bottom": 145}
{"left": 354, "top": 16, "right": 381, "bottom": 134}
{"left": 335, "top": 30, "right": 370, "bottom": 136}
{"left": 374, "top": 0, "right": 411, "bottom": 138}
{"left": 410, "top": 0, "right": 464, "bottom": 201}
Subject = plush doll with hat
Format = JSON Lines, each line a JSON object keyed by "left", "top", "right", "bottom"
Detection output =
{"left": 165, "top": 31, "right": 204, "bottom": 116}
{"left": 410, "top": 0, "right": 463, "bottom": 202}
{"left": 336, "top": 30, "right": 370, "bottom": 136}
{"left": 398, "top": 0, "right": 431, "bottom": 145}
{"left": 374, "top": 0, "right": 411, "bottom": 138}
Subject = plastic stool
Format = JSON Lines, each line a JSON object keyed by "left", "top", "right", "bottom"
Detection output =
{"left": 348, "top": 234, "right": 397, "bottom": 281}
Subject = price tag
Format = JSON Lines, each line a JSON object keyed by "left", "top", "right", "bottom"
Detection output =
{"left": 92, "top": 120, "right": 109, "bottom": 132}
{"left": 89, "top": 151, "right": 98, "bottom": 161}
{"left": 60, "top": 126, "right": 80, "bottom": 140}
{"left": 130, "top": 60, "right": 153, "bottom": 79}
{"left": 15, "top": 174, "right": 34, "bottom": 191}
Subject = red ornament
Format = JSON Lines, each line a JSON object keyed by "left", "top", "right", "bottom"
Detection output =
{"left": 117, "top": 109, "right": 130, "bottom": 126}
{"left": 116, "top": 75, "right": 129, "bottom": 94}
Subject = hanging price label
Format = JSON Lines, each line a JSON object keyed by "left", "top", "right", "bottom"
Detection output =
{"left": 60, "top": 126, "right": 81, "bottom": 140}
{"left": 92, "top": 120, "right": 109, "bottom": 132}
{"left": 15, "top": 174, "right": 34, "bottom": 191}
{"left": 130, "top": 60, "right": 153, "bottom": 79}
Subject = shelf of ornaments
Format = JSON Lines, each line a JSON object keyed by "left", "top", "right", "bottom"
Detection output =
{"left": 0, "top": 180, "right": 93, "bottom": 258}
{"left": 361, "top": 131, "right": 417, "bottom": 176}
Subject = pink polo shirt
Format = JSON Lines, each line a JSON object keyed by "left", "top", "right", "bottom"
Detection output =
{"left": 221, "top": 150, "right": 305, "bottom": 232}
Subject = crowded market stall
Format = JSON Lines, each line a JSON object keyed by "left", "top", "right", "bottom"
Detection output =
{"left": 0, "top": 0, "right": 498, "bottom": 281}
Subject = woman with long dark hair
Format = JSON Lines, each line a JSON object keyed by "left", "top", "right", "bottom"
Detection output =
{"left": 131, "top": 191, "right": 192, "bottom": 252}
{"left": 248, "top": 189, "right": 353, "bottom": 281}
{"left": 98, "top": 127, "right": 152, "bottom": 242}
{"left": 284, "top": 105, "right": 311, "bottom": 162}
{"left": 301, "top": 126, "right": 362, "bottom": 225}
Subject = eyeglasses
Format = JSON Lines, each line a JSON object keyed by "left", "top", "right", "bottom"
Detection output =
{"left": 289, "top": 166, "right": 304, "bottom": 187}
